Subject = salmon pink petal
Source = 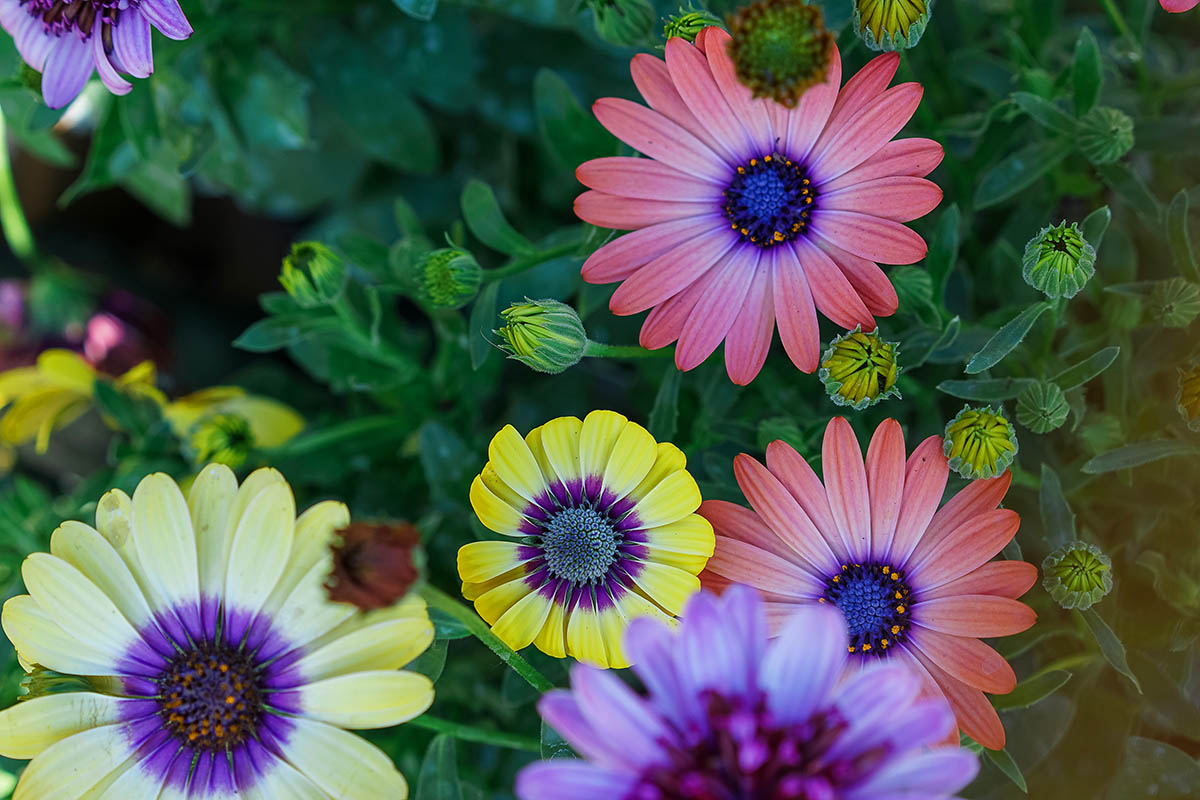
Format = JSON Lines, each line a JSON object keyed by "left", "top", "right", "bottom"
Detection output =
{"left": 886, "top": 436, "right": 949, "bottom": 565}
{"left": 773, "top": 249, "right": 821, "bottom": 372}
{"left": 1161, "top": 0, "right": 1199, "bottom": 11}
{"left": 815, "top": 238, "right": 898, "bottom": 317}
{"left": 699, "top": 499, "right": 800, "bottom": 562}
{"left": 864, "top": 419, "right": 905, "bottom": 561}
{"left": 919, "top": 472, "right": 1012, "bottom": 556}
{"left": 783, "top": 46, "right": 841, "bottom": 160}
{"left": 630, "top": 54, "right": 729, "bottom": 158}
{"left": 810, "top": 84, "right": 924, "bottom": 183}
{"left": 906, "top": 509, "right": 1021, "bottom": 587}
{"left": 577, "top": 157, "right": 723, "bottom": 200}
{"left": 792, "top": 238, "right": 875, "bottom": 329}
{"left": 724, "top": 257, "right": 775, "bottom": 385}
{"left": 733, "top": 454, "right": 841, "bottom": 575}
{"left": 823, "top": 139, "right": 945, "bottom": 187}
{"left": 822, "top": 177, "right": 943, "bottom": 223}
{"left": 908, "top": 628, "right": 1016, "bottom": 694}
{"left": 920, "top": 561, "right": 1039, "bottom": 602}
{"left": 813, "top": 210, "right": 929, "bottom": 265}
{"left": 763, "top": 440, "right": 848, "bottom": 563}
{"left": 823, "top": 52, "right": 900, "bottom": 137}
{"left": 675, "top": 247, "right": 758, "bottom": 370}
{"left": 701, "top": 28, "right": 775, "bottom": 154}
{"left": 821, "top": 418, "right": 871, "bottom": 561}
{"left": 638, "top": 270, "right": 717, "bottom": 349}
{"left": 914, "top": 595, "right": 1036, "bottom": 638}
{"left": 582, "top": 216, "right": 724, "bottom": 285}
{"left": 906, "top": 647, "right": 1006, "bottom": 750}
{"left": 610, "top": 229, "right": 737, "bottom": 315}
{"left": 665, "top": 38, "right": 752, "bottom": 163}
{"left": 592, "top": 98, "right": 728, "bottom": 182}
{"left": 705, "top": 536, "right": 825, "bottom": 597}
{"left": 575, "top": 192, "right": 713, "bottom": 230}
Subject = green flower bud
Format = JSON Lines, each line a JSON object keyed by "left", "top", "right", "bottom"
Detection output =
{"left": 1042, "top": 541, "right": 1112, "bottom": 610}
{"left": 1022, "top": 221, "right": 1096, "bottom": 300}
{"left": 496, "top": 299, "right": 588, "bottom": 374}
{"left": 1016, "top": 380, "right": 1069, "bottom": 434}
{"left": 590, "top": 0, "right": 657, "bottom": 47}
{"left": 1078, "top": 106, "right": 1134, "bottom": 165}
{"left": 943, "top": 405, "right": 1019, "bottom": 480}
{"left": 1101, "top": 293, "right": 1142, "bottom": 331}
{"left": 413, "top": 248, "right": 482, "bottom": 310}
{"left": 664, "top": 7, "right": 724, "bottom": 42}
{"left": 727, "top": 0, "right": 834, "bottom": 108}
{"left": 819, "top": 327, "right": 901, "bottom": 410}
{"left": 189, "top": 413, "right": 256, "bottom": 469}
{"left": 853, "top": 0, "right": 933, "bottom": 52}
{"left": 1148, "top": 277, "right": 1200, "bottom": 329}
{"left": 279, "top": 242, "right": 347, "bottom": 308}
{"left": 1178, "top": 363, "right": 1200, "bottom": 432}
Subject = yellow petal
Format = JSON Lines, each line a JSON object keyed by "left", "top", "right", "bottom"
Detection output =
{"left": 579, "top": 410, "right": 627, "bottom": 482}
{"left": 632, "top": 469, "right": 702, "bottom": 528}
{"left": 601, "top": 422, "right": 657, "bottom": 501}
{"left": 565, "top": 595, "right": 609, "bottom": 667}
{"left": 491, "top": 589, "right": 554, "bottom": 651}
{"left": 223, "top": 479, "right": 295, "bottom": 615}
{"left": 533, "top": 591, "right": 568, "bottom": 659}
{"left": 457, "top": 541, "right": 532, "bottom": 584}
{"left": 538, "top": 415, "right": 584, "bottom": 488}
{"left": 0, "top": 390, "right": 87, "bottom": 449}
{"left": 11, "top": 724, "right": 133, "bottom": 800}
{"left": 639, "top": 514, "right": 715, "bottom": 573}
{"left": 49, "top": 521, "right": 153, "bottom": 630}
{"left": 469, "top": 475, "right": 527, "bottom": 536}
{"left": 474, "top": 576, "right": 533, "bottom": 627}
{"left": 227, "top": 394, "right": 305, "bottom": 447}
{"left": 628, "top": 560, "right": 701, "bottom": 616}
{"left": 296, "top": 614, "right": 434, "bottom": 682}
{"left": 629, "top": 443, "right": 687, "bottom": 502}
{"left": 94, "top": 489, "right": 133, "bottom": 550}
{"left": 35, "top": 349, "right": 95, "bottom": 392}
{"left": 130, "top": 472, "right": 200, "bottom": 609}
{"left": 278, "top": 718, "right": 409, "bottom": 800}
{"left": 596, "top": 602, "right": 631, "bottom": 669}
{"left": 1, "top": 595, "right": 116, "bottom": 676}
{"left": 487, "top": 424, "right": 549, "bottom": 502}
{"left": 186, "top": 463, "right": 238, "bottom": 597}
{"left": 296, "top": 671, "right": 434, "bottom": 729}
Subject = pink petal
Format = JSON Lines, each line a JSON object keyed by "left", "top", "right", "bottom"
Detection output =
{"left": 629, "top": 53, "right": 729, "bottom": 159}
{"left": 812, "top": 210, "right": 928, "bottom": 265}
{"left": 772, "top": 249, "right": 820, "bottom": 371}
{"left": 815, "top": 238, "right": 898, "bottom": 317}
{"left": 792, "top": 237, "right": 875, "bottom": 328}
{"left": 1161, "top": 0, "right": 1200, "bottom": 11}
{"left": 723, "top": 254, "right": 775, "bottom": 385}
{"left": 919, "top": 472, "right": 1012, "bottom": 556}
{"left": 638, "top": 269, "right": 716, "bottom": 349}
{"left": 675, "top": 246, "right": 757, "bottom": 370}
{"left": 582, "top": 216, "right": 724, "bottom": 285}
{"left": 820, "top": 418, "right": 870, "bottom": 563}
{"left": 886, "top": 436, "right": 949, "bottom": 566}
{"left": 822, "top": 52, "right": 900, "bottom": 140}
{"left": 908, "top": 628, "right": 1016, "bottom": 694}
{"left": 811, "top": 83, "right": 924, "bottom": 183}
{"left": 592, "top": 97, "right": 728, "bottom": 182}
{"left": 575, "top": 191, "right": 712, "bottom": 230}
{"left": 782, "top": 45, "right": 841, "bottom": 161}
{"left": 822, "top": 176, "right": 943, "bottom": 223}
{"left": 903, "top": 647, "right": 1007, "bottom": 750}
{"left": 733, "top": 453, "right": 841, "bottom": 575}
{"left": 914, "top": 595, "right": 1037, "bottom": 638}
{"left": 764, "top": 440, "right": 849, "bottom": 563}
{"left": 577, "top": 157, "right": 723, "bottom": 200}
{"left": 905, "top": 509, "right": 1021, "bottom": 588}
{"left": 610, "top": 229, "right": 736, "bottom": 315}
{"left": 706, "top": 536, "right": 824, "bottom": 598}
{"left": 701, "top": 28, "right": 775, "bottom": 155}
{"left": 864, "top": 419, "right": 905, "bottom": 561}
{"left": 823, "top": 138, "right": 945, "bottom": 188}
{"left": 665, "top": 37, "right": 753, "bottom": 163}
{"left": 700, "top": 498, "right": 802, "bottom": 562}
{"left": 920, "top": 561, "right": 1039, "bottom": 602}
{"left": 762, "top": 601, "right": 807, "bottom": 637}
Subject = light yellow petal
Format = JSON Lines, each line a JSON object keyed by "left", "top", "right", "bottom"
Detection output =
{"left": 578, "top": 410, "right": 627, "bottom": 482}
{"left": 265, "top": 499, "right": 349, "bottom": 614}
{"left": 457, "top": 541, "right": 533, "bottom": 583}
{"left": 601, "top": 421, "right": 658, "bottom": 501}
{"left": 35, "top": 349, "right": 95, "bottom": 392}
{"left": 1, "top": 595, "right": 116, "bottom": 675}
{"left": 639, "top": 514, "right": 715, "bottom": 572}
{"left": 163, "top": 386, "right": 246, "bottom": 436}
{"left": 296, "top": 615, "right": 434, "bottom": 682}
{"left": 21, "top": 554, "right": 139, "bottom": 666}
{"left": 12, "top": 724, "right": 132, "bottom": 800}
{"left": 187, "top": 463, "right": 238, "bottom": 598}
{"left": 281, "top": 718, "right": 409, "bottom": 800}
{"left": 469, "top": 475, "right": 527, "bottom": 536}
{"left": 474, "top": 576, "right": 533, "bottom": 627}
{"left": 131, "top": 472, "right": 200, "bottom": 609}
{"left": 565, "top": 597, "right": 609, "bottom": 667}
{"left": 224, "top": 479, "right": 295, "bottom": 615}
{"left": 0, "top": 693, "right": 127, "bottom": 759}
{"left": 242, "top": 758, "right": 328, "bottom": 800}
{"left": 0, "top": 390, "right": 87, "bottom": 449}
{"left": 95, "top": 489, "right": 133, "bottom": 550}
{"left": 491, "top": 589, "right": 554, "bottom": 651}
{"left": 230, "top": 395, "right": 305, "bottom": 447}
{"left": 49, "top": 521, "right": 154, "bottom": 629}
{"left": 296, "top": 671, "right": 434, "bottom": 729}
{"left": 0, "top": 365, "right": 45, "bottom": 399}
{"left": 632, "top": 470, "right": 702, "bottom": 528}
{"left": 628, "top": 560, "right": 701, "bottom": 616}
{"left": 539, "top": 415, "right": 583, "bottom": 488}
{"left": 90, "top": 759, "right": 167, "bottom": 800}
{"left": 270, "top": 556, "right": 356, "bottom": 650}
{"left": 629, "top": 443, "right": 687, "bottom": 502}
{"left": 533, "top": 590, "right": 568, "bottom": 659}
{"left": 487, "top": 424, "right": 549, "bottom": 502}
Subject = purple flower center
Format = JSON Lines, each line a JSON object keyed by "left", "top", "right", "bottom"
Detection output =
{"left": 821, "top": 563, "right": 913, "bottom": 656}
{"left": 157, "top": 640, "right": 265, "bottom": 751}
{"left": 723, "top": 154, "right": 817, "bottom": 249}
{"left": 22, "top": 0, "right": 122, "bottom": 38}
{"left": 540, "top": 506, "right": 622, "bottom": 584}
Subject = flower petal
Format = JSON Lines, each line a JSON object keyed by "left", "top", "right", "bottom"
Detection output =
{"left": 822, "top": 176, "right": 942, "bottom": 223}
{"left": 772, "top": 246, "right": 821, "bottom": 371}
{"left": 0, "top": 692, "right": 128, "bottom": 760}
{"left": 49, "top": 521, "right": 154, "bottom": 631}
{"left": 811, "top": 83, "right": 924, "bottom": 182}
{"left": 41, "top": 35, "right": 93, "bottom": 109}
{"left": 820, "top": 418, "right": 871, "bottom": 563}
{"left": 732, "top": 453, "right": 839, "bottom": 575}
{"left": 723, "top": 253, "right": 775, "bottom": 385}
{"left": 187, "top": 463, "right": 238, "bottom": 600}
{"left": 627, "top": 560, "right": 700, "bottom": 615}
{"left": 609, "top": 228, "right": 737, "bottom": 316}
{"left": 224, "top": 478, "right": 295, "bottom": 618}
{"left": 131, "top": 472, "right": 200, "bottom": 611}
{"left": 581, "top": 216, "right": 726, "bottom": 285}
{"left": 92, "top": 27, "right": 131, "bottom": 95}
{"left": 630, "top": 52, "right": 729, "bottom": 158}
{"left": 918, "top": 472, "right": 1012, "bottom": 558}
{"left": 488, "top": 424, "right": 551, "bottom": 504}
{"left": 792, "top": 237, "right": 875, "bottom": 329}
{"left": 813, "top": 210, "right": 928, "bottom": 266}
{"left": 908, "top": 627, "right": 1016, "bottom": 694}
{"left": 664, "top": 37, "right": 753, "bottom": 163}
{"left": 112, "top": 8, "right": 153, "bottom": 77}
{"left": 886, "top": 435, "right": 949, "bottom": 566}
{"left": 705, "top": 536, "right": 823, "bottom": 599}
{"left": 675, "top": 246, "right": 758, "bottom": 372}
{"left": 920, "top": 560, "right": 1038, "bottom": 602}
{"left": 763, "top": 439, "right": 849, "bottom": 563}
{"left": 289, "top": 671, "right": 433, "bottom": 729}
{"left": 906, "top": 646, "right": 1006, "bottom": 749}
{"left": 781, "top": 45, "right": 841, "bottom": 160}
{"left": 575, "top": 191, "right": 714, "bottom": 230}
{"left": 822, "top": 138, "right": 945, "bottom": 188}
{"left": 592, "top": 97, "right": 728, "bottom": 182}
{"left": 577, "top": 156, "right": 722, "bottom": 199}
{"left": 815, "top": 237, "right": 898, "bottom": 317}
{"left": 637, "top": 261, "right": 720, "bottom": 350}
{"left": 632, "top": 469, "right": 702, "bottom": 528}
{"left": 1, "top": 595, "right": 117, "bottom": 676}
{"left": 136, "top": 0, "right": 192, "bottom": 40}
{"left": 457, "top": 541, "right": 535, "bottom": 584}
{"left": 601, "top": 420, "right": 659, "bottom": 503}
{"left": 10, "top": 725, "right": 134, "bottom": 797}
{"left": 282, "top": 718, "right": 409, "bottom": 800}
{"left": 864, "top": 419, "right": 905, "bottom": 561}
{"left": 761, "top": 604, "right": 848, "bottom": 725}
{"left": 906, "top": 509, "right": 1021, "bottom": 587}
{"left": 701, "top": 28, "right": 775, "bottom": 154}
{"left": 296, "top": 609, "right": 434, "bottom": 682}
{"left": 914, "top": 594, "right": 1036, "bottom": 638}
{"left": 516, "top": 762, "right": 637, "bottom": 800}
{"left": 492, "top": 588, "right": 556, "bottom": 651}
{"left": 699, "top": 498, "right": 798, "bottom": 562}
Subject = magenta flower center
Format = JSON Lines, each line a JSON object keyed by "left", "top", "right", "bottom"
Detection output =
{"left": 722, "top": 154, "right": 818, "bottom": 249}
{"left": 157, "top": 640, "right": 265, "bottom": 750}
{"left": 821, "top": 563, "right": 913, "bottom": 656}
{"left": 23, "top": 0, "right": 122, "bottom": 38}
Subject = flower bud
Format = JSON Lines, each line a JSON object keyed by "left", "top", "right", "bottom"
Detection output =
{"left": 413, "top": 248, "right": 482, "bottom": 310}
{"left": 188, "top": 413, "right": 256, "bottom": 470}
{"left": 279, "top": 242, "right": 346, "bottom": 308}
{"left": 1016, "top": 380, "right": 1069, "bottom": 434}
{"left": 663, "top": 7, "right": 724, "bottom": 42}
{"left": 326, "top": 522, "right": 423, "bottom": 610}
{"left": 943, "top": 405, "right": 1019, "bottom": 480}
{"left": 1042, "top": 541, "right": 1112, "bottom": 610}
{"left": 496, "top": 299, "right": 588, "bottom": 374}
{"left": 1078, "top": 106, "right": 1134, "bottom": 165}
{"left": 853, "top": 0, "right": 933, "bottom": 51}
{"left": 1148, "top": 277, "right": 1200, "bottom": 328}
{"left": 1179, "top": 363, "right": 1200, "bottom": 432}
{"left": 589, "top": 0, "right": 657, "bottom": 47}
{"left": 1022, "top": 221, "right": 1095, "bottom": 299}
{"left": 819, "top": 327, "right": 901, "bottom": 410}
{"left": 727, "top": 0, "right": 834, "bottom": 108}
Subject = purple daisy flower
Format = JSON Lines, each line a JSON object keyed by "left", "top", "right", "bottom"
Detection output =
{"left": 0, "top": 0, "right": 192, "bottom": 108}
{"left": 517, "top": 585, "right": 978, "bottom": 800}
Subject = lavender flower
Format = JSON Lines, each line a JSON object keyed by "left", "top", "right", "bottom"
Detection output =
{"left": 517, "top": 585, "right": 978, "bottom": 800}
{"left": 0, "top": 0, "right": 192, "bottom": 108}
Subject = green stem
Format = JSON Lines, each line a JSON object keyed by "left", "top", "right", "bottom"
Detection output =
{"left": 0, "top": 108, "right": 37, "bottom": 264}
{"left": 583, "top": 340, "right": 672, "bottom": 359}
{"left": 1099, "top": 0, "right": 1150, "bottom": 87}
{"left": 419, "top": 584, "right": 556, "bottom": 694}
{"left": 482, "top": 240, "right": 583, "bottom": 283}
{"left": 409, "top": 714, "right": 541, "bottom": 753}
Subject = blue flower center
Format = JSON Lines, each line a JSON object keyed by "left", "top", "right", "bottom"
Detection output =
{"left": 539, "top": 506, "right": 621, "bottom": 584}
{"left": 723, "top": 154, "right": 817, "bottom": 248}
{"left": 158, "top": 641, "right": 263, "bottom": 750}
{"left": 822, "top": 563, "right": 912, "bottom": 656}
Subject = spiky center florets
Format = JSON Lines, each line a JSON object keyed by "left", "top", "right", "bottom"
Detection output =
{"left": 822, "top": 563, "right": 912, "bottom": 656}
{"left": 23, "top": 0, "right": 121, "bottom": 38}
{"left": 727, "top": 0, "right": 834, "bottom": 107}
{"left": 724, "top": 155, "right": 817, "bottom": 248}
{"left": 158, "top": 642, "right": 263, "bottom": 751}
{"left": 539, "top": 506, "right": 621, "bottom": 584}
{"left": 633, "top": 691, "right": 887, "bottom": 798}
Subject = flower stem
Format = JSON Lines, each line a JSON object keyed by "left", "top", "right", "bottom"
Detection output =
{"left": 583, "top": 340, "right": 672, "bottom": 359}
{"left": 409, "top": 714, "right": 541, "bottom": 753}
{"left": 0, "top": 109, "right": 37, "bottom": 265}
{"left": 419, "top": 584, "right": 556, "bottom": 694}
{"left": 482, "top": 239, "right": 583, "bottom": 283}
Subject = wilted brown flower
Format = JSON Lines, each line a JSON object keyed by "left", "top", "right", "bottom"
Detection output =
{"left": 325, "top": 521, "right": 423, "bottom": 610}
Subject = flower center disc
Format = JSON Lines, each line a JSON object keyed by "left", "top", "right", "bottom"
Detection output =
{"left": 158, "top": 642, "right": 263, "bottom": 750}
{"left": 822, "top": 563, "right": 912, "bottom": 655}
{"left": 539, "top": 506, "right": 621, "bottom": 584}
{"left": 723, "top": 155, "right": 817, "bottom": 248}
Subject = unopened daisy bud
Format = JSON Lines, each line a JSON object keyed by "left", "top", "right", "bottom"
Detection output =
{"left": 664, "top": 7, "right": 724, "bottom": 41}
{"left": 1101, "top": 293, "right": 1142, "bottom": 331}
{"left": 819, "top": 328, "right": 901, "bottom": 410}
{"left": 1148, "top": 277, "right": 1200, "bottom": 328}
{"left": 326, "top": 522, "right": 424, "bottom": 610}
{"left": 727, "top": 0, "right": 834, "bottom": 108}
{"left": 1042, "top": 541, "right": 1113, "bottom": 610}
{"left": 189, "top": 413, "right": 256, "bottom": 469}
{"left": 1022, "top": 221, "right": 1096, "bottom": 299}
{"left": 943, "top": 405, "right": 1019, "bottom": 480}
{"left": 279, "top": 242, "right": 346, "bottom": 308}
{"left": 496, "top": 299, "right": 588, "bottom": 374}
{"left": 853, "top": 0, "right": 933, "bottom": 51}
{"left": 413, "top": 248, "right": 482, "bottom": 310}
{"left": 1178, "top": 363, "right": 1200, "bottom": 431}
{"left": 1078, "top": 106, "right": 1134, "bottom": 165}
{"left": 1016, "top": 380, "right": 1069, "bottom": 434}
{"left": 589, "top": 0, "right": 656, "bottom": 47}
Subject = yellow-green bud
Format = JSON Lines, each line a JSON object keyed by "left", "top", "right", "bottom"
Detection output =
{"left": 1178, "top": 363, "right": 1200, "bottom": 432}
{"left": 664, "top": 7, "right": 724, "bottom": 42}
{"left": 496, "top": 299, "right": 588, "bottom": 374}
{"left": 1042, "top": 541, "right": 1112, "bottom": 610}
{"left": 943, "top": 405, "right": 1019, "bottom": 480}
{"left": 1148, "top": 277, "right": 1200, "bottom": 329}
{"left": 727, "top": 0, "right": 834, "bottom": 108}
{"left": 819, "top": 327, "right": 901, "bottom": 410}
{"left": 1016, "top": 380, "right": 1069, "bottom": 434}
{"left": 414, "top": 248, "right": 482, "bottom": 310}
{"left": 189, "top": 413, "right": 256, "bottom": 469}
{"left": 1022, "top": 221, "right": 1095, "bottom": 300}
{"left": 590, "top": 0, "right": 657, "bottom": 47}
{"left": 1078, "top": 106, "right": 1134, "bottom": 165}
{"left": 279, "top": 242, "right": 346, "bottom": 308}
{"left": 853, "top": 0, "right": 933, "bottom": 52}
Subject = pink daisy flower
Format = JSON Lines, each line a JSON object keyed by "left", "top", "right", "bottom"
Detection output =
{"left": 1161, "top": 0, "right": 1198, "bottom": 11}
{"left": 699, "top": 416, "right": 1037, "bottom": 749}
{"left": 575, "top": 27, "right": 943, "bottom": 385}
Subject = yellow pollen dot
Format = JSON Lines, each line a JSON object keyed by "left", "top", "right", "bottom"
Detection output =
{"left": 773, "top": 231, "right": 785, "bottom": 241}
{"left": 750, "top": 158, "right": 758, "bottom": 166}
{"left": 848, "top": 645, "right": 856, "bottom": 653}
{"left": 891, "top": 573, "right": 899, "bottom": 581}
{"left": 862, "top": 643, "right": 872, "bottom": 651}
{"left": 881, "top": 639, "right": 889, "bottom": 648}
{"left": 881, "top": 566, "right": 890, "bottom": 574}
{"left": 226, "top": 696, "right": 236, "bottom": 705}
{"left": 764, "top": 154, "right": 772, "bottom": 161}
{"left": 891, "top": 625, "right": 901, "bottom": 634}
{"left": 896, "top": 605, "right": 906, "bottom": 614}
{"left": 738, "top": 166, "right": 746, "bottom": 174}
{"left": 895, "top": 591, "right": 903, "bottom": 599}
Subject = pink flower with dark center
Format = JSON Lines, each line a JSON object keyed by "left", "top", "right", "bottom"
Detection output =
{"left": 576, "top": 27, "right": 942, "bottom": 384}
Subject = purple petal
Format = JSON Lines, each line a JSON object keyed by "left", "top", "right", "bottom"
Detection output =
{"left": 92, "top": 28, "right": 131, "bottom": 95}
{"left": 625, "top": 616, "right": 701, "bottom": 729}
{"left": 0, "top": 0, "right": 27, "bottom": 30}
{"left": 137, "top": 0, "right": 192, "bottom": 40}
{"left": 538, "top": 691, "right": 630, "bottom": 770}
{"left": 571, "top": 666, "right": 669, "bottom": 767}
{"left": 515, "top": 762, "right": 637, "bottom": 800}
{"left": 13, "top": 13, "right": 54, "bottom": 71}
{"left": 718, "top": 584, "right": 767, "bottom": 686}
{"left": 833, "top": 663, "right": 920, "bottom": 734}
{"left": 41, "top": 35, "right": 94, "bottom": 108}
{"left": 848, "top": 749, "right": 980, "bottom": 798}
{"left": 760, "top": 604, "right": 847, "bottom": 725}
{"left": 676, "top": 590, "right": 752, "bottom": 698}
{"left": 114, "top": 10, "right": 153, "bottom": 78}
{"left": 827, "top": 698, "right": 956, "bottom": 762}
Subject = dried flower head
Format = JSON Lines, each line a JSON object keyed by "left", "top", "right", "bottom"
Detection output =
{"left": 326, "top": 522, "right": 424, "bottom": 610}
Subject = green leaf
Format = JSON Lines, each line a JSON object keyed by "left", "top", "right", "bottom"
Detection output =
{"left": 534, "top": 69, "right": 616, "bottom": 169}
{"left": 1012, "top": 92, "right": 1078, "bottom": 135}
{"left": 469, "top": 281, "right": 500, "bottom": 369}
{"left": 936, "top": 377, "right": 1034, "bottom": 402}
{"left": 233, "top": 313, "right": 341, "bottom": 353}
{"left": 1107, "top": 737, "right": 1200, "bottom": 800}
{"left": 993, "top": 669, "right": 1072, "bottom": 711}
{"left": 926, "top": 205, "right": 960, "bottom": 306}
{"left": 1081, "top": 205, "right": 1112, "bottom": 251}
{"left": 910, "top": 315, "right": 961, "bottom": 370}
{"left": 59, "top": 98, "right": 125, "bottom": 206}
{"left": 461, "top": 180, "right": 534, "bottom": 256}
{"left": 649, "top": 366, "right": 681, "bottom": 442}
{"left": 891, "top": 265, "right": 939, "bottom": 325}
{"left": 93, "top": 381, "right": 163, "bottom": 439}
{"left": 984, "top": 747, "right": 1028, "bottom": 793}
{"left": 231, "top": 51, "right": 312, "bottom": 151}
{"left": 965, "top": 302, "right": 1051, "bottom": 374}
{"left": 1052, "top": 346, "right": 1120, "bottom": 391}
{"left": 1096, "top": 162, "right": 1162, "bottom": 228}
{"left": 1039, "top": 464, "right": 1076, "bottom": 548}
{"left": 429, "top": 607, "right": 472, "bottom": 640}
{"left": 975, "top": 140, "right": 1073, "bottom": 209}
{"left": 406, "top": 639, "right": 448, "bottom": 684}
{"left": 1072, "top": 28, "right": 1103, "bottom": 117}
{"left": 416, "top": 735, "right": 463, "bottom": 800}
{"left": 1082, "top": 440, "right": 1200, "bottom": 474}
{"left": 393, "top": 0, "right": 438, "bottom": 21}
{"left": 112, "top": 140, "right": 191, "bottom": 226}
{"left": 1079, "top": 608, "right": 1142, "bottom": 693}
{"left": 540, "top": 720, "right": 575, "bottom": 760}
{"left": 1167, "top": 189, "right": 1198, "bottom": 281}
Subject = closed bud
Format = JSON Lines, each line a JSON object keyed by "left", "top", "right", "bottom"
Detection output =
{"left": 1078, "top": 106, "right": 1134, "bottom": 165}
{"left": 1148, "top": 277, "right": 1200, "bottom": 328}
{"left": 943, "top": 405, "right": 1019, "bottom": 480}
{"left": 1016, "top": 380, "right": 1069, "bottom": 434}
{"left": 279, "top": 242, "right": 346, "bottom": 308}
{"left": 590, "top": 0, "right": 657, "bottom": 47}
{"left": 663, "top": 7, "right": 724, "bottom": 42}
{"left": 326, "top": 522, "right": 423, "bottom": 610}
{"left": 853, "top": 0, "right": 933, "bottom": 52}
{"left": 819, "top": 327, "right": 901, "bottom": 410}
{"left": 1022, "top": 221, "right": 1095, "bottom": 300}
{"left": 496, "top": 299, "right": 588, "bottom": 374}
{"left": 1042, "top": 541, "right": 1112, "bottom": 610}
{"left": 413, "top": 248, "right": 482, "bottom": 310}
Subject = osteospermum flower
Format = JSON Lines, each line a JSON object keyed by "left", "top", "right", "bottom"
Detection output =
{"left": 944, "top": 405, "right": 1019, "bottom": 480}
{"left": 0, "top": 0, "right": 192, "bottom": 109}
{"left": 164, "top": 386, "right": 305, "bottom": 469}
{"left": 516, "top": 585, "right": 978, "bottom": 800}
{"left": 1161, "top": 0, "right": 1198, "bottom": 13}
{"left": 576, "top": 28, "right": 942, "bottom": 384}
{"left": 0, "top": 465, "right": 434, "bottom": 798}
{"left": 699, "top": 417, "right": 1038, "bottom": 749}
{"left": 458, "top": 410, "right": 715, "bottom": 668}
{"left": 819, "top": 326, "right": 900, "bottom": 409}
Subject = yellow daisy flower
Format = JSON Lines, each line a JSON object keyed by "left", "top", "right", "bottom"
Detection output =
{"left": 458, "top": 410, "right": 715, "bottom": 669}
{"left": 0, "top": 349, "right": 164, "bottom": 452}
{"left": 0, "top": 465, "right": 434, "bottom": 798}
{"left": 165, "top": 387, "right": 305, "bottom": 468}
